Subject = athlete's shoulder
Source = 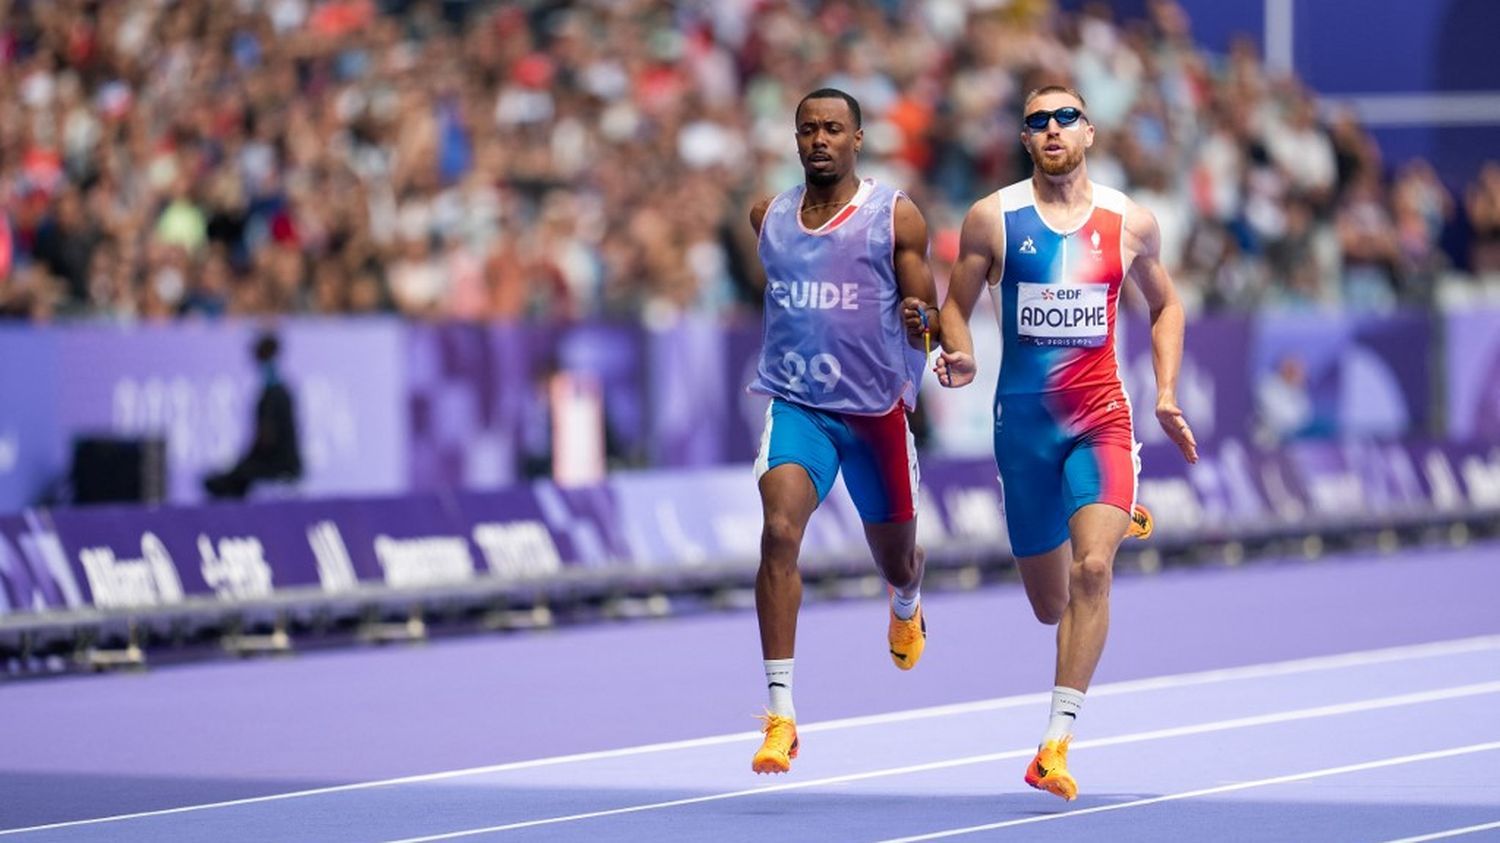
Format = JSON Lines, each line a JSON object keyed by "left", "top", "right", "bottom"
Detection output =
{"left": 996, "top": 180, "right": 1034, "bottom": 212}
{"left": 749, "top": 195, "right": 774, "bottom": 234}
{"left": 891, "top": 189, "right": 924, "bottom": 221}
{"left": 961, "top": 187, "right": 1008, "bottom": 225}
{"left": 1114, "top": 191, "right": 1160, "bottom": 244}
{"left": 1090, "top": 181, "right": 1130, "bottom": 216}
{"left": 890, "top": 191, "right": 928, "bottom": 252}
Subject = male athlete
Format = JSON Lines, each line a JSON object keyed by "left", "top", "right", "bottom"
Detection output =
{"left": 747, "top": 88, "right": 939, "bottom": 775}
{"left": 933, "top": 86, "right": 1198, "bottom": 800}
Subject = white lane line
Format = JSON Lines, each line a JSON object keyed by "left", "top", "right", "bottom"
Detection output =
{"left": 1381, "top": 821, "right": 1500, "bottom": 843}
{"left": 3, "top": 634, "right": 1497, "bottom": 838}
{"left": 377, "top": 681, "right": 1500, "bottom": 843}
{"left": 878, "top": 742, "right": 1500, "bottom": 843}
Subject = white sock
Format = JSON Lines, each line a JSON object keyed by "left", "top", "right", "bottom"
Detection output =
{"left": 1043, "top": 686, "right": 1084, "bottom": 743}
{"left": 764, "top": 658, "right": 795, "bottom": 719}
{"left": 891, "top": 588, "right": 920, "bottom": 621}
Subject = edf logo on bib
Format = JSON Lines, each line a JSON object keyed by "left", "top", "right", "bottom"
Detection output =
{"left": 1040, "top": 288, "right": 1085, "bottom": 301}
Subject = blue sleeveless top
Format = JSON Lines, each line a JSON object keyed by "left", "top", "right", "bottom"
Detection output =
{"left": 749, "top": 178, "right": 925, "bottom": 415}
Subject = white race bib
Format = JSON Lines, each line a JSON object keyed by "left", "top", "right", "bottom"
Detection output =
{"left": 1016, "top": 282, "right": 1109, "bottom": 348}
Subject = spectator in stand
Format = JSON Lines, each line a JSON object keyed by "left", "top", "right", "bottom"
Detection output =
{"left": 1390, "top": 159, "right": 1452, "bottom": 302}
{"left": 1466, "top": 162, "right": 1500, "bottom": 278}
{"left": 1337, "top": 175, "right": 1402, "bottom": 311}
{"left": 32, "top": 187, "right": 99, "bottom": 305}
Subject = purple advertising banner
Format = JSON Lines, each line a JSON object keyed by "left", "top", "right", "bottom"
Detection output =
{"left": 340, "top": 495, "right": 481, "bottom": 590}
{"left": 451, "top": 488, "right": 566, "bottom": 578}
{"left": 1, "top": 310, "right": 1489, "bottom": 529}
{"left": 725, "top": 321, "right": 772, "bottom": 464}
{"left": 36, "top": 488, "right": 577, "bottom": 613}
{"left": 0, "top": 327, "right": 62, "bottom": 513}
{"left": 0, "top": 512, "right": 86, "bottom": 616}
{"left": 59, "top": 323, "right": 258, "bottom": 508}
{"left": 531, "top": 483, "right": 635, "bottom": 569}
{"left": 406, "top": 322, "right": 650, "bottom": 492}
{"left": 1447, "top": 310, "right": 1500, "bottom": 441}
{"left": 609, "top": 467, "right": 764, "bottom": 567}
{"left": 1247, "top": 312, "right": 1431, "bottom": 444}
{"left": 914, "top": 457, "right": 1010, "bottom": 551}
{"left": 55, "top": 320, "right": 408, "bottom": 507}
{"left": 561, "top": 322, "right": 649, "bottom": 462}
{"left": 608, "top": 466, "right": 865, "bottom": 567}
{"left": 0, "top": 515, "right": 24, "bottom": 615}
{"left": 646, "top": 318, "right": 733, "bottom": 467}
{"left": 1136, "top": 439, "right": 1280, "bottom": 538}
{"left": 407, "top": 322, "right": 544, "bottom": 492}
{"left": 279, "top": 321, "right": 409, "bottom": 498}
{"left": 1121, "top": 313, "right": 1255, "bottom": 448}
{"left": 1133, "top": 438, "right": 1500, "bottom": 539}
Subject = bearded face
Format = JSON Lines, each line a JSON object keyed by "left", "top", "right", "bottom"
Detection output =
{"left": 1021, "top": 94, "right": 1094, "bottom": 178}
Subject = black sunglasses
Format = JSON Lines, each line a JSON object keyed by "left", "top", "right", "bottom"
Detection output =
{"left": 1023, "top": 107, "right": 1087, "bottom": 131}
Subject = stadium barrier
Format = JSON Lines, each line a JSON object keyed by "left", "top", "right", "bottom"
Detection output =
{"left": 2, "top": 438, "right": 1497, "bottom": 670}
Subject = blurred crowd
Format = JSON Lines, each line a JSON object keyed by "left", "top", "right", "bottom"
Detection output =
{"left": 0, "top": 0, "right": 1496, "bottom": 324}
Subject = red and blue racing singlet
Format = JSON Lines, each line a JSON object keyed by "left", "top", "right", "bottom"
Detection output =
{"left": 991, "top": 179, "right": 1130, "bottom": 404}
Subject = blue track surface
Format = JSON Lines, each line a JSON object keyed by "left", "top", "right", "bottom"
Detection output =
{"left": 2, "top": 544, "right": 1498, "bottom": 841}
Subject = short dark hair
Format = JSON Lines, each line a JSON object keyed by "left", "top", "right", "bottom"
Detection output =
{"left": 1023, "top": 85, "right": 1088, "bottom": 113}
{"left": 796, "top": 88, "right": 862, "bottom": 129}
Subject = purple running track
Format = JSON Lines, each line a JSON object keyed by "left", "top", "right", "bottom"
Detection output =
{"left": 0, "top": 543, "right": 1497, "bottom": 840}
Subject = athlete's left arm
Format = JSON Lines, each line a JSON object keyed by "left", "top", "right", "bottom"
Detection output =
{"left": 893, "top": 195, "right": 940, "bottom": 351}
{"left": 1124, "top": 201, "right": 1199, "bottom": 464}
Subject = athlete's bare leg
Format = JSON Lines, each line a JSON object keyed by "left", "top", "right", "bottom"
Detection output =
{"left": 1016, "top": 541, "right": 1072, "bottom": 625}
{"left": 1014, "top": 502, "right": 1130, "bottom": 689}
{"left": 1055, "top": 503, "right": 1130, "bottom": 691}
{"left": 864, "top": 520, "right": 923, "bottom": 594}
{"left": 755, "top": 464, "right": 820, "bottom": 659}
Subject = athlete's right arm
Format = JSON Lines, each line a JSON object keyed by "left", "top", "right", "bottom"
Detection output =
{"left": 935, "top": 198, "right": 1002, "bottom": 388}
{"left": 750, "top": 197, "right": 773, "bottom": 237}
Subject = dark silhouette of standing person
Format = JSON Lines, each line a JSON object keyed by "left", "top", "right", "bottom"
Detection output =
{"left": 204, "top": 332, "right": 303, "bottom": 499}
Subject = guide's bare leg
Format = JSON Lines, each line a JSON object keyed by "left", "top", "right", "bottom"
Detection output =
{"left": 751, "top": 464, "right": 819, "bottom": 773}
{"left": 864, "top": 520, "right": 923, "bottom": 596}
{"left": 866, "top": 519, "right": 927, "bottom": 669}
{"left": 755, "top": 465, "right": 819, "bottom": 661}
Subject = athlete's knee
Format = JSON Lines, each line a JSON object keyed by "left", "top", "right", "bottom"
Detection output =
{"left": 877, "top": 543, "right": 921, "bottom": 586}
{"left": 1069, "top": 550, "right": 1114, "bottom": 600}
{"left": 904, "top": 543, "right": 925, "bottom": 584}
{"left": 761, "top": 515, "right": 805, "bottom": 565}
{"left": 1031, "top": 592, "right": 1068, "bottom": 625}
